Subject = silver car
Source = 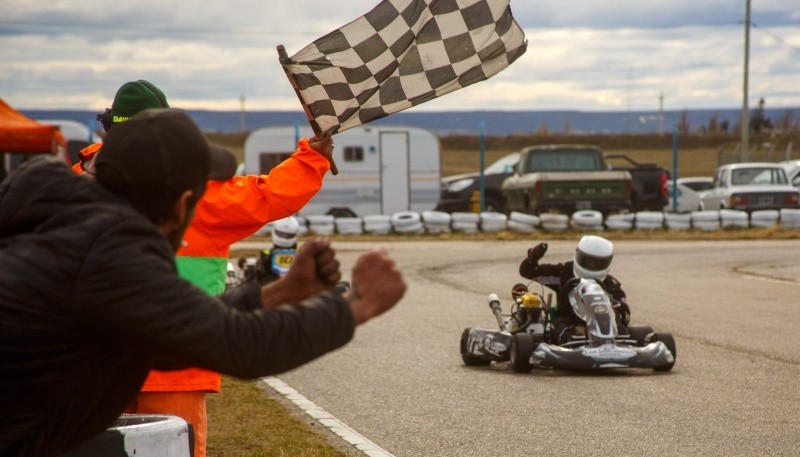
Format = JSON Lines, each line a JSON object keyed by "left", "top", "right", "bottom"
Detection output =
{"left": 700, "top": 163, "right": 800, "bottom": 212}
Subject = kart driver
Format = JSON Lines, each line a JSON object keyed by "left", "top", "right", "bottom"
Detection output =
{"left": 519, "top": 236, "right": 631, "bottom": 345}
{"left": 240, "top": 216, "right": 301, "bottom": 286}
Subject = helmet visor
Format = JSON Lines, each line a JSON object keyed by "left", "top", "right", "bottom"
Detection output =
{"left": 575, "top": 250, "right": 612, "bottom": 271}
{"left": 273, "top": 229, "right": 297, "bottom": 240}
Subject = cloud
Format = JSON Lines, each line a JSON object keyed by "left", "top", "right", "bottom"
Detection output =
{"left": 0, "top": 0, "right": 798, "bottom": 111}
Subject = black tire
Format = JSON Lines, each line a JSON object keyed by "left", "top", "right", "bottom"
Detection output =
{"left": 649, "top": 332, "right": 677, "bottom": 372}
{"left": 627, "top": 325, "right": 654, "bottom": 346}
{"left": 509, "top": 333, "right": 535, "bottom": 373}
{"left": 326, "top": 207, "right": 357, "bottom": 218}
{"left": 460, "top": 328, "right": 490, "bottom": 366}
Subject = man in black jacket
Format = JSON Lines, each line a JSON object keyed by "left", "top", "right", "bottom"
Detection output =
{"left": 519, "top": 237, "right": 630, "bottom": 345}
{"left": 0, "top": 109, "right": 406, "bottom": 457}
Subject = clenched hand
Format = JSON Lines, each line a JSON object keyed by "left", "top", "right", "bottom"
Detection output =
{"left": 345, "top": 249, "right": 406, "bottom": 325}
{"left": 259, "top": 237, "right": 341, "bottom": 309}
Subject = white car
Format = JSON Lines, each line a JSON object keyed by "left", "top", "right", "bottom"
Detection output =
{"left": 664, "top": 177, "right": 714, "bottom": 212}
{"left": 780, "top": 159, "right": 800, "bottom": 188}
{"left": 700, "top": 163, "right": 800, "bottom": 212}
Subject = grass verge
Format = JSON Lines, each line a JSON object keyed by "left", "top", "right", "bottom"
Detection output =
{"left": 207, "top": 376, "right": 349, "bottom": 457}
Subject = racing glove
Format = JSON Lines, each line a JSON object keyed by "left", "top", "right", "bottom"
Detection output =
{"left": 527, "top": 243, "right": 548, "bottom": 263}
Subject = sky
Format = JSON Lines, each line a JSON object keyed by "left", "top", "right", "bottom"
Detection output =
{"left": 1, "top": 0, "right": 799, "bottom": 114}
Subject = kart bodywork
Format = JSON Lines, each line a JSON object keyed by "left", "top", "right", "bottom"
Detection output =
{"left": 460, "top": 278, "right": 676, "bottom": 373}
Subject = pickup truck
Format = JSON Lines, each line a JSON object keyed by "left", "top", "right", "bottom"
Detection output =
{"left": 605, "top": 154, "right": 669, "bottom": 211}
{"left": 502, "top": 144, "right": 632, "bottom": 215}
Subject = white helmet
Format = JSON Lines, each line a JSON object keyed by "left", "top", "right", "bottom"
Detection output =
{"left": 271, "top": 216, "right": 299, "bottom": 248}
{"left": 573, "top": 235, "right": 613, "bottom": 280}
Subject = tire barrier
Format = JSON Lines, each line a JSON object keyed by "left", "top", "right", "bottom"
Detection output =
{"left": 570, "top": 210, "right": 603, "bottom": 231}
{"left": 334, "top": 217, "right": 364, "bottom": 235}
{"left": 719, "top": 209, "right": 749, "bottom": 229}
{"left": 391, "top": 211, "right": 424, "bottom": 234}
{"left": 422, "top": 210, "right": 452, "bottom": 234}
{"left": 780, "top": 209, "right": 800, "bottom": 229}
{"left": 252, "top": 209, "right": 800, "bottom": 236}
{"left": 307, "top": 214, "right": 335, "bottom": 235}
{"left": 64, "top": 414, "right": 192, "bottom": 457}
{"left": 539, "top": 213, "right": 569, "bottom": 232}
{"left": 363, "top": 214, "right": 392, "bottom": 234}
{"left": 450, "top": 211, "right": 480, "bottom": 233}
{"left": 479, "top": 211, "right": 508, "bottom": 232}
{"left": 635, "top": 211, "right": 665, "bottom": 230}
{"left": 605, "top": 213, "right": 634, "bottom": 231}
{"left": 664, "top": 213, "right": 692, "bottom": 230}
{"left": 750, "top": 209, "right": 780, "bottom": 228}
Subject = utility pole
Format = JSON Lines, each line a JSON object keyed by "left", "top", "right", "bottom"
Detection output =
{"left": 741, "top": 0, "right": 751, "bottom": 162}
{"left": 658, "top": 91, "right": 664, "bottom": 135}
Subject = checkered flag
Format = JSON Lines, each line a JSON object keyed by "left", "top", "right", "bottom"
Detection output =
{"left": 279, "top": 0, "right": 527, "bottom": 136}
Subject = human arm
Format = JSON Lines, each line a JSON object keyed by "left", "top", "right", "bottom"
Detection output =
{"left": 179, "top": 138, "right": 331, "bottom": 254}
{"left": 76, "top": 219, "right": 355, "bottom": 378}
{"left": 519, "top": 242, "right": 558, "bottom": 279}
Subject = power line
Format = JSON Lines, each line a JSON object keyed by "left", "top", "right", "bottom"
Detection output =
{"left": 751, "top": 21, "right": 800, "bottom": 55}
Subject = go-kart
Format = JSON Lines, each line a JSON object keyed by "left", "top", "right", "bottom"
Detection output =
{"left": 460, "top": 278, "right": 676, "bottom": 373}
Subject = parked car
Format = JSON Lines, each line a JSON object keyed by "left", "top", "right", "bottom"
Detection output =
{"left": 700, "top": 163, "right": 799, "bottom": 212}
{"left": 664, "top": 177, "right": 712, "bottom": 212}
{"left": 435, "top": 152, "right": 519, "bottom": 213}
{"left": 676, "top": 176, "right": 714, "bottom": 193}
{"left": 780, "top": 160, "right": 800, "bottom": 188}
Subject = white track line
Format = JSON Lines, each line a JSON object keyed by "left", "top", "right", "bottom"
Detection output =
{"left": 259, "top": 377, "right": 395, "bottom": 457}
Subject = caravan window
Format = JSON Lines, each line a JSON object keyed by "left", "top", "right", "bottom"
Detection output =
{"left": 259, "top": 152, "right": 293, "bottom": 174}
{"left": 343, "top": 146, "right": 364, "bottom": 162}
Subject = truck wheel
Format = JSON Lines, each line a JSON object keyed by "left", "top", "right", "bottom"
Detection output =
{"left": 327, "top": 207, "right": 357, "bottom": 218}
{"left": 460, "top": 328, "right": 490, "bottom": 366}
{"left": 509, "top": 333, "right": 535, "bottom": 373}
{"left": 648, "top": 332, "right": 676, "bottom": 371}
{"left": 626, "top": 325, "right": 654, "bottom": 346}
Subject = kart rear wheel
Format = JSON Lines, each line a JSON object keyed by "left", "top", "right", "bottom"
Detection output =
{"left": 649, "top": 332, "right": 677, "bottom": 372}
{"left": 510, "top": 333, "right": 535, "bottom": 373}
{"left": 460, "top": 328, "right": 491, "bottom": 366}
{"left": 627, "top": 325, "right": 654, "bottom": 346}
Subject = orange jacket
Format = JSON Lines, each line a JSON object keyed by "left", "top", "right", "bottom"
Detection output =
{"left": 141, "top": 138, "right": 329, "bottom": 393}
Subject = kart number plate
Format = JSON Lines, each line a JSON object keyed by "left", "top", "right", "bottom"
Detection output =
{"left": 758, "top": 196, "right": 774, "bottom": 205}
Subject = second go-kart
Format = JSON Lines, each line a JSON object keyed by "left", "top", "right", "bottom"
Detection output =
{"left": 460, "top": 278, "right": 676, "bottom": 373}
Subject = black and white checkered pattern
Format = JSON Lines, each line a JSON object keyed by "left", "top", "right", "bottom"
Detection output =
{"left": 280, "top": 0, "right": 527, "bottom": 136}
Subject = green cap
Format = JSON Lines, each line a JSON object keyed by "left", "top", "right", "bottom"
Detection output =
{"left": 110, "top": 80, "right": 170, "bottom": 124}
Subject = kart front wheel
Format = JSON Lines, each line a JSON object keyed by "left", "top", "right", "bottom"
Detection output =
{"left": 460, "top": 328, "right": 490, "bottom": 366}
{"left": 510, "top": 333, "right": 535, "bottom": 373}
{"left": 627, "top": 325, "right": 654, "bottom": 346}
{"left": 649, "top": 332, "right": 677, "bottom": 372}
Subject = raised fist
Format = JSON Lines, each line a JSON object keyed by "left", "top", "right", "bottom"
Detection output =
{"left": 527, "top": 242, "right": 548, "bottom": 262}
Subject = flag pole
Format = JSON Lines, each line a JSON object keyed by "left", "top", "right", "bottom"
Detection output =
{"left": 277, "top": 45, "right": 339, "bottom": 175}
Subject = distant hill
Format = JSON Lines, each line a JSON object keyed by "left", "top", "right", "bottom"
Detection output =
{"left": 22, "top": 107, "right": 799, "bottom": 137}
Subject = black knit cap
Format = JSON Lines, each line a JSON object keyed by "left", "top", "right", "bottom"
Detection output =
{"left": 95, "top": 109, "right": 232, "bottom": 215}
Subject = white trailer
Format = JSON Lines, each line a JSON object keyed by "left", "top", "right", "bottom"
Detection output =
{"left": 244, "top": 125, "right": 441, "bottom": 217}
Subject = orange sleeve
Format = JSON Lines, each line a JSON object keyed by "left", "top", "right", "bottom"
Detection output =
{"left": 72, "top": 142, "right": 103, "bottom": 175}
{"left": 178, "top": 138, "right": 329, "bottom": 257}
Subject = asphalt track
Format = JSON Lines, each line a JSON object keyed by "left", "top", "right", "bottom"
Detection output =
{"left": 233, "top": 239, "right": 800, "bottom": 456}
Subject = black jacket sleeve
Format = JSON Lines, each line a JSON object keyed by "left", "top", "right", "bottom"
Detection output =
{"left": 74, "top": 215, "right": 355, "bottom": 379}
